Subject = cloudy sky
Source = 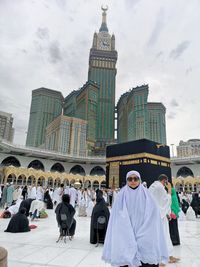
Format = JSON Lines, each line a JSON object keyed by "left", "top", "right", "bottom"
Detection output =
{"left": 0, "top": 0, "right": 199, "bottom": 152}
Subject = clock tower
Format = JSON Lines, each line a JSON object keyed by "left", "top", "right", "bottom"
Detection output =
{"left": 88, "top": 6, "right": 117, "bottom": 147}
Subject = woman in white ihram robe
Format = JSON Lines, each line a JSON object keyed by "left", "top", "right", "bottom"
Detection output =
{"left": 186, "top": 206, "right": 196, "bottom": 221}
{"left": 102, "top": 170, "right": 168, "bottom": 267}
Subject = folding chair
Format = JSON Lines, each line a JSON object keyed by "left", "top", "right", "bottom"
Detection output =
{"left": 56, "top": 214, "right": 71, "bottom": 243}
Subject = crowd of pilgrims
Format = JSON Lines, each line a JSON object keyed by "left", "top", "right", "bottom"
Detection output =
{"left": 0, "top": 183, "right": 115, "bottom": 235}
{"left": 1, "top": 177, "right": 200, "bottom": 267}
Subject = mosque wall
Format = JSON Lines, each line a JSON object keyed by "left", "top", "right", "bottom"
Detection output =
{"left": 1, "top": 152, "right": 200, "bottom": 191}
{"left": 171, "top": 163, "right": 200, "bottom": 178}
{"left": 0, "top": 153, "right": 106, "bottom": 176}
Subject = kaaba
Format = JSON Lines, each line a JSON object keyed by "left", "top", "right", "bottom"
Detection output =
{"left": 106, "top": 139, "right": 171, "bottom": 188}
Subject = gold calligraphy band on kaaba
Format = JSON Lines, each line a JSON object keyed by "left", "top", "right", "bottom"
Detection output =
{"left": 106, "top": 152, "right": 171, "bottom": 164}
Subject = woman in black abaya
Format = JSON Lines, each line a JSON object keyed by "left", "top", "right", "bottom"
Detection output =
{"left": 90, "top": 190, "right": 110, "bottom": 244}
{"left": 4, "top": 208, "right": 30, "bottom": 233}
{"left": 44, "top": 189, "right": 53, "bottom": 209}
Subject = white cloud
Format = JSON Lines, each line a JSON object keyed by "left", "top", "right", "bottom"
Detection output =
{"left": 0, "top": 0, "right": 199, "bottom": 147}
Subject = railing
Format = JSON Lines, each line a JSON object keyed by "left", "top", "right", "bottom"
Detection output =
{"left": 0, "top": 139, "right": 106, "bottom": 161}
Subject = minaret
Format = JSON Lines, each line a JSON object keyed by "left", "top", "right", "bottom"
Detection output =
{"left": 88, "top": 7, "right": 117, "bottom": 148}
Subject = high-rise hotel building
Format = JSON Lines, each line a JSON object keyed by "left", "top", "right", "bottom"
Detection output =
{"left": 26, "top": 8, "right": 167, "bottom": 153}
{"left": 45, "top": 115, "right": 87, "bottom": 157}
{"left": 26, "top": 88, "right": 63, "bottom": 147}
{"left": 117, "top": 85, "right": 166, "bottom": 145}
{"left": 0, "top": 111, "right": 15, "bottom": 142}
{"left": 88, "top": 7, "right": 117, "bottom": 145}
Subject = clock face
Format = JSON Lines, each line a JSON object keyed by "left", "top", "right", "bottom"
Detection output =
{"left": 99, "top": 39, "right": 110, "bottom": 50}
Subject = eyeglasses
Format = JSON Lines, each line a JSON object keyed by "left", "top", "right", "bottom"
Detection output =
{"left": 127, "top": 176, "right": 139, "bottom": 182}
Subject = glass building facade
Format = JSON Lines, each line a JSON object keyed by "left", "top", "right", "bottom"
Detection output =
{"left": 117, "top": 85, "right": 166, "bottom": 145}
{"left": 45, "top": 115, "right": 87, "bottom": 157}
{"left": 0, "top": 111, "right": 14, "bottom": 142}
{"left": 26, "top": 88, "right": 63, "bottom": 147}
{"left": 88, "top": 8, "right": 117, "bottom": 144}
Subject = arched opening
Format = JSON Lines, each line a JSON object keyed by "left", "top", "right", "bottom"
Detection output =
{"left": 27, "top": 175, "right": 36, "bottom": 185}
{"left": 63, "top": 179, "right": 69, "bottom": 186}
{"left": 54, "top": 178, "right": 61, "bottom": 187}
{"left": 197, "top": 183, "right": 200, "bottom": 193}
{"left": 100, "top": 180, "right": 107, "bottom": 188}
{"left": 175, "top": 183, "right": 182, "bottom": 192}
{"left": 79, "top": 180, "right": 83, "bottom": 188}
{"left": 1, "top": 156, "right": 21, "bottom": 167}
{"left": 90, "top": 166, "right": 105, "bottom": 176}
{"left": 7, "top": 173, "right": 17, "bottom": 184}
{"left": 50, "top": 163, "right": 65, "bottom": 173}
{"left": 93, "top": 180, "right": 99, "bottom": 189}
{"left": 70, "top": 165, "right": 86, "bottom": 176}
{"left": 194, "top": 184, "right": 197, "bottom": 192}
{"left": 177, "top": 167, "right": 194, "bottom": 178}
{"left": 17, "top": 174, "right": 26, "bottom": 185}
{"left": 0, "top": 171, "right": 4, "bottom": 184}
{"left": 47, "top": 177, "right": 53, "bottom": 187}
{"left": 84, "top": 180, "right": 91, "bottom": 188}
{"left": 37, "top": 177, "right": 45, "bottom": 186}
{"left": 184, "top": 183, "right": 190, "bottom": 192}
{"left": 179, "top": 184, "right": 183, "bottom": 192}
{"left": 70, "top": 179, "right": 75, "bottom": 186}
{"left": 28, "top": 160, "right": 45, "bottom": 171}
{"left": 189, "top": 183, "right": 193, "bottom": 192}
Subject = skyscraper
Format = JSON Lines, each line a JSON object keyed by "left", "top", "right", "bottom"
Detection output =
{"left": 75, "top": 81, "right": 99, "bottom": 146}
{"left": 117, "top": 85, "right": 166, "bottom": 145}
{"left": 26, "top": 88, "right": 63, "bottom": 147}
{"left": 117, "top": 85, "right": 149, "bottom": 143}
{"left": 0, "top": 111, "right": 14, "bottom": 142}
{"left": 45, "top": 115, "right": 87, "bottom": 157}
{"left": 64, "top": 81, "right": 99, "bottom": 151}
{"left": 147, "top": 102, "right": 166, "bottom": 144}
{"left": 63, "top": 90, "right": 78, "bottom": 117}
{"left": 88, "top": 7, "right": 117, "bottom": 145}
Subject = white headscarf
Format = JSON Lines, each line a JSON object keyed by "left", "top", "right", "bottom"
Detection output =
{"left": 126, "top": 170, "right": 141, "bottom": 181}
{"left": 102, "top": 171, "right": 168, "bottom": 267}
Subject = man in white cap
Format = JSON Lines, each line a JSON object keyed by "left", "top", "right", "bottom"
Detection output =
{"left": 102, "top": 170, "right": 168, "bottom": 267}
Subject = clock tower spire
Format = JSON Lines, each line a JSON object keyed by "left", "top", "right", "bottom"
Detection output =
{"left": 99, "top": 6, "right": 108, "bottom": 32}
{"left": 88, "top": 7, "right": 117, "bottom": 148}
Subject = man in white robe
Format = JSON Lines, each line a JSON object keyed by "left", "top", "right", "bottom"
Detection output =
{"left": 69, "top": 186, "right": 77, "bottom": 208}
{"left": 36, "top": 184, "right": 44, "bottom": 201}
{"left": 149, "top": 174, "right": 180, "bottom": 265}
{"left": 29, "top": 184, "right": 37, "bottom": 200}
{"left": 77, "top": 189, "right": 82, "bottom": 206}
{"left": 186, "top": 206, "right": 196, "bottom": 221}
{"left": 30, "top": 199, "right": 45, "bottom": 221}
{"left": 53, "top": 186, "right": 63, "bottom": 205}
{"left": 64, "top": 186, "right": 70, "bottom": 195}
{"left": 7, "top": 198, "right": 22, "bottom": 215}
{"left": 13, "top": 186, "right": 22, "bottom": 201}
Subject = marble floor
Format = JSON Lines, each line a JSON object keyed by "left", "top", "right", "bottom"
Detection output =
{"left": 0, "top": 209, "right": 200, "bottom": 267}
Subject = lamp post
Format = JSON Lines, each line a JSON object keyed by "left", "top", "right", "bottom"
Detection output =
{"left": 170, "top": 144, "right": 175, "bottom": 158}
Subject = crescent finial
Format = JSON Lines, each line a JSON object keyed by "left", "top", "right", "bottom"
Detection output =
{"left": 101, "top": 5, "right": 108, "bottom": 12}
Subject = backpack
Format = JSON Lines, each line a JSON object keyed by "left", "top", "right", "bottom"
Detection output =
{"left": 58, "top": 204, "right": 73, "bottom": 230}
{"left": 96, "top": 215, "right": 106, "bottom": 230}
